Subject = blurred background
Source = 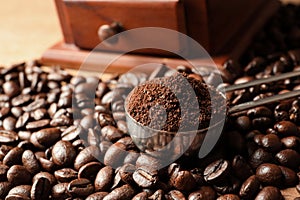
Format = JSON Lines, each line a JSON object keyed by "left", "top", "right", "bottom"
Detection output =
{"left": 0, "top": 0, "right": 61, "bottom": 65}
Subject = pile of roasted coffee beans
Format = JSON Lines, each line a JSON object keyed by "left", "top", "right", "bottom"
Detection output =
{"left": 0, "top": 3, "right": 300, "bottom": 200}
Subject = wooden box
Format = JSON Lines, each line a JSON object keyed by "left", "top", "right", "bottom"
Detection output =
{"left": 42, "top": 0, "right": 280, "bottom": 72}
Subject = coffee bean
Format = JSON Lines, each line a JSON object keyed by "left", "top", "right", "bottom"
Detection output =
{"left": 3, "top": 147, "right": 24, "bottom": 166}
{"left": 74, "top": 146, "right": 100, "bottom": 171}
{"left": 0, "top": 182, "right": 11, "bottom": 199}
{"left": 213, "top": 176, "right": 240, "bottom": 194}
{"left": 188, "top": 186, "right": 216, "bottom": 200}
{"left": 67, "top": 178, "right": 94, "bottom": 197}
{"left": 204, "top": 159, "right": 230, "bottom": 184}
{"left": 235, "top": 116, "right": 252, "bottom": 131}
{"left": 274, "top": 120, "right": 300, "bottom": 136}
{"left": 0, "top": 130, "right": 18, "bottom": 143}
{"left": 279, "top": 166, "right": 298, "bottom": 187}
{"left": 3, "top": 81, "right": 20, "bottom": 97}
{"left": 119, "top": 163, "right": 136, "bottom": 185}
{"left": 261, "top": 134, "right": 282, "bottom": 152}
{"left": 0, "top": 107, "right": 10, "bottom": 119}
{"left": 254, "top": 186, "right": 283, "bottom": 200}
{"left": 103, "top": 184, "right": 135, "bottom": 200}
{"left": 7, "top": 165, "right": 31, "bottom": 185}
{"left": 26, "top": 119, "right": 50, "bottom": 130}
{"left": 101, "top": 125, "right": 123, "bottom": 142}
{"left": 170, "top": 170, "right": 196, "bottom": 191}
{"left": 61, "top": 125, "right": 83, "bottom": 142}
{"left": 232, "top": 155, "right": 253, "bottom": 181}
{"left": 23, "top": 98, "right": 46, "bottom": 112}
{"left": 239, "top": 175, "right": 261, "bottom": 199}
{"left": 54, "top": 168, "right": 78, "bottom": 183}
{"left": 31, "top": 177, "right": 51, "bottom": 200}
{"left": 166, "top": 190, "right": 185, "bottom": 200}
{"left": 22, "top": 150, "right": 40, "bottom": 174}
{"left": 275, "top": 149, "right": 300, "bottom": 169}
{"left": 133, "top": 166, "right": 158, "bottom": 188}
{"left": 86, "top": 192, "right": 109, "bottom": 200}
{"left": 217, "top": 194, "right": 240, "bottom": 200}
{"left": 6, "top": 185, "right": 31, "bottom": 200}
{"left": 104, "top": 142, "right": 127, "bottom": 168}
{"left": 30, "top": 128, "right": 61, "bottom": 149}
{"left": 16, "top": 112, "right": 30, "bottom": 129}
{"left": 132, "top": 191, "right": 148, "bottom": 200}
{"left": 281, "top": 136, "right": 300, "bottom": 149}
{"left": 38, "top": 157, "right": 56, "bottom": 172}
{"left": 52, "top": 140, "right": 76, "bottom": 167}
{"left": 52, "top": 182, "right": 71, "bottom": 200}
{"left": 247, "top": 106, "right": 272, "bottom": 119}
{"left": 3, "top": 117, "right": 16, "bottom": 131}
{"left": 256, "top": 163, "right": 283, "bottom": 186}
{"left": 94, "top": 166, "right": 114, "bottom": 192}
{"left": 249, "top": 148, "right": 274, "bottom": 169}
{"left": 78, "top": 162, "right": 102, "bottom": 181}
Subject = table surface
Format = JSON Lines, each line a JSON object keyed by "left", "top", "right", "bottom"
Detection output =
{"left": 0, "top": 0, "right": 300, "bottom": 199}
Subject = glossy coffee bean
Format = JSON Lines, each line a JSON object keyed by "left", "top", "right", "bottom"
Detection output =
{"left": 279, "top": 166, "right": 298, "bottom": 187}
{"left": 103, "top": 184, "right": 135, "bottom": 200}
{"left": 52, "top": 182, "right": 71, "bottom": 200}
{"left": 217, "top": 194, "right": 240, "bottom": 200}
{"left": 249, "top": 148, "right": 274, "bottom": 169}
{"left": 204, "top": 159, "right": 230, "bottom": 184}
{"left": 74, "top": 146, "right": 100, "bottom": 171}
{"left": 86, "top": 192, "right": 109, "bottom": 200}
{"left": 254, "top": 186, "right": 283, "bottom": 200}
{"left": 32, "top": 172, "right": 57, "bottom": 186}
{"left": 3, "top": 147, "right": 23, "bottom": 166}
{"left": 166, "top": 190, "right": 186, "bottom": 200}
{"left": 119, "top": 163, "right": 136, "bottom": 185}
{"left": 239, "top": 175, "right": 260, "bottom": 199}
{"left": 31, "top": 177, "right": 51, "bottom": 200}
{"left": 78, "top": 162, "right": 102, "bottom": 181}
{"left": 54, "top": 168, "right": 78, "bottom": 183}
{"left": 133, "top": 166, "right": 158, "bottom": 188}
{"left": 188, "top": 186, "right": 216, "bottom": 200}
{"left": 275, "top": 149, "right": 300, "bottom": 169}
{"left": 30, "top": 128, "right": 61, "bottom": 149}
{"left": 274, "top": 120, "right": 299, "bottom": 136}
{"left": 52, "top": 140, "right": 76, "bottom": 167}
{"left": 0, "top": 130, "right": 18, "bottom": 144}
{"left": 22, "top": 150, "right": 40, "bottom": 174}
{"left": 232, "top": 155, "right": 253, "bottom": 181}
{"left": 281, "top": 136, "right": 300, "bottom": 149}
{"left": 261, "top": 134, "right": 282, "bottom": 152}
{"left": 67, "top": 178, "right": 94, "bottom": 197}
{"left": 7, "top": 165, "right": 31, "bottom": 186}
{"left": 170, "top": 170, "right": 196, "bottom": 191}
{"left": 256, "top": 163, "right": 282, "bottom": 186}
{"left": 6, "top": 185, "right": 31, "bottom": 200}
{"left": 95, "top": 166, "right": 114, "bottom": 192}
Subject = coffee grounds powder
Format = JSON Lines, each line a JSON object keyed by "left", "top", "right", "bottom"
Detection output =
{"left": 127, "top": 72, "right": 225, "bottom": 132}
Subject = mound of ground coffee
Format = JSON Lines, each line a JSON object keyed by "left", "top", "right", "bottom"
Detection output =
{"left": 127, "top": 72, "right": 225, "bottom": 132}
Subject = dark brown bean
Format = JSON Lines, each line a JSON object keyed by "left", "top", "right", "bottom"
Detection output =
{"left": 7, "top": 165, "right": 31, "bottom": 185}
{"left": 22, "top": 150, "right": 40, "bottom": 174}
{"left": 0, "top": 130, "right": 18, "bottom": 144}
{"left": 204, "top": 159, "right": 230, "bottom": 184}
{"left": 256, "top": 163, "right": 282, "bottom": 186}
{"left": 188, "top": 186, "right": 216, "bottom": 200}
{"left": 3, "top": 147, "right": 24, "bottom": 166}
{"left": 74, "top": 146, "right": 100, "bottom": 171}
{"left": 239, "top": 175, "right": 261, "bottom": 199}
{"left": 30, "top": 128, "right": 61, "bottom": 149}
{"left": 103, "top": 184, "right": 135, "bottom": 200}
{"left": 254, "top": 186, "right": 283, "bottom": 200}
{"left": 78, "top": 162, "right": 102, "bottom": 182}
{"left": 52, "top": 140, "right": 76, "bottom": 167}
{"left": 94, "top": 166, "right": 114, "bottom": 192}
{"left": 67, "top": 178, "right": 94, "bottom": 198}
{"left": 274, "top": 121, "right": 299, "bottom": 136}
{"left": 86, "top": 192, "right": 109, "bottom": 200}
{"left": 31, "top": 177, "right": 51, "bottom": 200}
{"left": 133, "top": 166, "right": 158, "bottom": 188}
{"left": 275, "top": 149, "right": 300, "bottom": 169}
{"left": 54, "top": 168, "right": 78, "bottom": 183}
{"left": 217, "top": 194, "right": 240, "bottom": 200}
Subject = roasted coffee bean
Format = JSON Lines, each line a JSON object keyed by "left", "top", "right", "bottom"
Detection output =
{"left": 3, "top": 117, "right": 16, "bottom": 131}
{"left": 16, "top": 112, "right": 30, "bottom": 129}
{"left": 188, "top": 186, "right": 216, "bottom": 200}
{"left": 26, "top": 119, "right": 50, "bottom": 130}
{"left": 119, "top": 163, "right": 136, "bottom": 185}
{"left": 235, "top": 116, "right": 251, "bottom": 131}
{"left": 80, "top": 115, "right": 94, "bottom": 130}
{"left": 190, "top": 168, "right": 205, "bottom": 186}
{"left": 0, "top": 107, "right": 10, "bottom": 119}
{"left": 3, "top": 147, "right": 23, "bottom": 166}
{"left": 247, "top": 106, "right": 272, "bottom": 119}
{"left": 22, "top": 150, "right": 40, "bottom": 174}
{"left": 61, "top": 125, "right": 83, "bottom": 142}
{"left": 254, "top": 186, "right": 283, "bottom": 200}
{"left": 23, "top": 98, "right": 46, "bottom": 112}
{"left": 279, "top": 166, "right": 298, "bottom": 187}
{"left": 0, "top": 130, "right": 18, "bottom": 143}
{"left": 204, "top": 159, "right": 230, "bottom": 184}
{"left": 281, "top": 136, "right": 300, "bottom": 149}
{"left": 31, "top": 108, "right": 47, "bottom": 120}
{"left": 133, "top": 166, "right": 158, "bottom": 188}
{"left": 31, "top": 177, "right": 51, "bottom": 200}
{"left": 104, "top": 142, "right": 127, "bottom": 168}
{"left": 38, "top": 157, "right": 56, "bottom": 172}
{"left": 94, "top": 166, "right": 114, "bottom": 192}
{"left": 3, "top": 81, "right": 20, "bottom": 97}
{"left": 0, "top": 182, "right": 11, "bottom": 199}
{"left": 30, "top": 128, "right": 61, "bottom": 149}
{"left": 249, "top": 148, "right": 274, "bottom": 169}
{"left": 6, "top": 185, "right": 31, "bottom": 200}
{"left": 252, "top": 117, "right": 272, "bottom": 130}
{"left": 132, "top": 191, "right": 148, "bottom": 200}
{"left": 103, "top": 184, "right": 135, "bottom": 200}
{"left": 123, "top": 151, "right": 139, "bottom": 165}
{"left": 101, "top": 125, "right": 123, "bottom": 142}
{"left": 239, "top": 175, "right": 260, "bottom": 199}
{"left": 78, "top": 162, "right": 102, "bottom": 181}
{"left": 166, "top": 190, "right": 186, "bottom": 200}
{"left": 261, "top": 134, "right": 282, "bottom": 152}
{"left": 217, "top": 194, "right": 240, "bottom": 200}
{"left": 52, "top": 140, "right": 76, "bottom": 167}
{"left": 213, "top": 176, "right": 240, "bottom": 194}
{"left": 67, "top": 178, "right": 94, "bottom": 197}
{"left": 32, "top": 172, "right": 56, "bottom": 186}
{"left": 7, "top": 165, "right": 31, "bottom": 185}
{"left": 52, "top": 182, "right": 71, "bottom": 200}
{"left": 256, "top": 163, "right": 283, "bottom": 186}
{"left": 0, "top": 164, "right": 9, "bottom": 180}
{"left": 274, "top": 120, "right": 299, "bottom": 136}
{"left": 86, "top": 192, "right": 109, "bottom": 200}
{"left": 232, "top": 155, "right": 253, "bottom": 181}
{"left": 275, "top": 149, "right": 300, "bottom": 169}
{"left": 54, "top": 168, "right": 78, "bottom": 183}
{"left": 170, "top": 170, "right": 196, "bottom": 191}
{"left": 74, "top": 146, "right": 100, "bottom": 170}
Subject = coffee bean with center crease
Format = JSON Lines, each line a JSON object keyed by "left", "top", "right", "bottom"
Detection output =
{"left": 67, "top": 178, "right": 94, "bottom": 198}
{"left": 33, "top": 172, "right": 57, "bottom": 186}
{"left": 7, "top": 165, "right": 31, "bottom": 186}
{"left": 256, "top": 163, "right": 283, "bottom": 186}
{"left": 133, "top": 166, "right": 158, "bottom": 188}
{"left": 103, "top": 184, "right": 135, "bottom": 200}
{"left": 78, "top": 162, "right": 102, "bottom": 181}
{"left": 6, "top": 185, "right": 31, "bottom": 200}
{"left": 15, "top": 112, "right": 30, "bottom": 129}
{"left": 217, "top": 194, "right": 240, "bottom": 200}
{"left": 26, "top": 119, "right": 50, "bottom": 130}
{"left": 166, "top": 190, "right": 186, "bottom": 200}
{"left": 30, "top": 128, "right": 61, "bottom": 149}
{"left": 31, "top": 177, "right": 51, "bottom": 200}
{"left": 204, "top": 159, "right": 230, "bottom": 184}
{"left": 255, "top": 186, "right": 283, "bottom": 200}
{"left": 74, "top": 146, "right": 101, "bottom": 170}
{"left": 52, "top": 140, "right": 76, "bottom": 167}
{"left": 119, "top": 163, "right": 136, "bottom": 185}
{"left": 54, "top": 168, "right": 78, "bottom": 183}
{"left": 104, "top": 142, "right": 127, "bottom": 168}
{"left": 94, "top": 166, "right": 114, "bottom": 192}
{"left": 249, "top": 148, "right": 274, "bottom": 169}
{"left": 0, "top": 130, "right": 18, "bottom": 144}
{"left": 52, "top": 182, "right": 71, "bottom": 200}
{"left": 275, "top": 149, "right": 300, "bottom": 169}
{"left": 239, "top": 175, "right": 261, "bottom": 199}
{"left": 170, "top": 170, "right": 196, "bottom": 191}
